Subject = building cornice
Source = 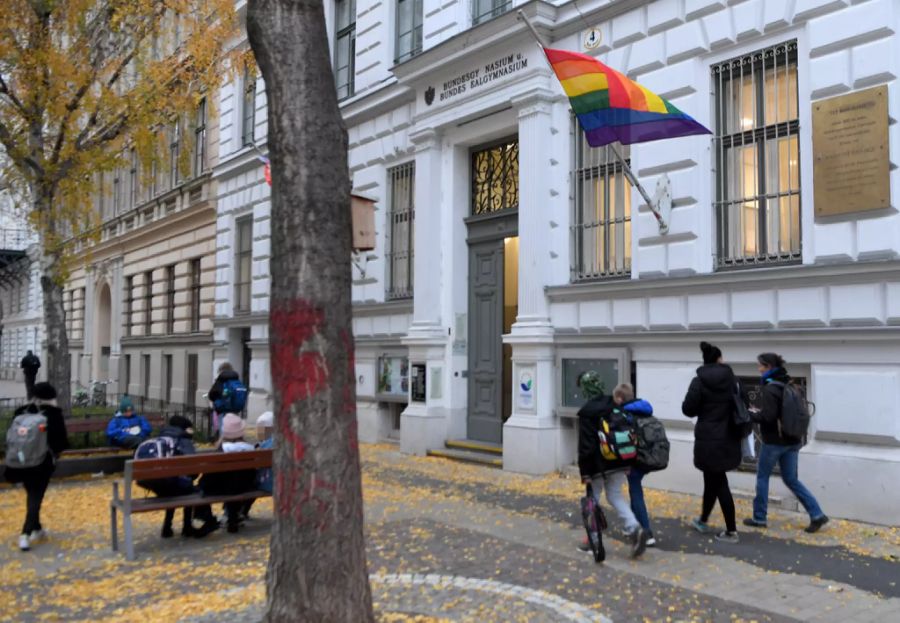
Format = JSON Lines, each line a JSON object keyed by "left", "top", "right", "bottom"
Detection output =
{"left": 212, "top": 312, "right": 269, "bottom": 327}
{"left": 120, "top": 332, "right": 214, "bottom": 347}
{"left": 352, "top": 299, "right": 414, "bottom": 317}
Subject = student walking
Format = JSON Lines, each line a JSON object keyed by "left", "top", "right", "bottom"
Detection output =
{"left": 20, "top": 350, "right": 41, "bottom": 399}
{"left": 577, "top": 372, "right": 649, "bottom": 559}
{"left": 613, "top": 383, "right": 656, "bottom": 546}
{"left": 4, "top": 382, "right": 69, "bottom": 551}
{"left": 682, "top": 342, "right": 744, "bottom": 543}
{"left": 744, "top": 353, "right": 829, "bottom": 533}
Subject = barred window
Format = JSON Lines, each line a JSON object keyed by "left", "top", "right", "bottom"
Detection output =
{"left": 124, "top": 276, "right": 134, "bottom": 337}
{"left": 713, "top": 41, "right": 800, "bottom": 269}
{"left": 471, "top": 139, "right": 518, "bottom": 215}
{"left": 234, "top": 216, "right": 253, "bottom": 314}
{"left": 387, "top": 162, "right": 415, "bottom": 299}
{"left": 193, "top": 98, "right": 207, "bottom": 176}
{"left": 189, "top": 258, "right": 201, "bottom": 332}
{"left": 395, "top": 0, "right": 423, "bottom": 63}
{"left": 169, "top": 120, "right": 181, "bottom": 189}
{"left": 143, "top": 270, "right": 153, "bottom": 336}
{"left": 572, "top": 134, "right": 632, "bottom": 281}
{"left": 473, "top": 0, "right": 511, "bottom": 25}
{"left": 241, "top": 68, "right": 256, "bottom": 147}
{"left": 128, "top": 149, "right": 139, "bottom": 209}
{"left": 334, "top": 0, "right": 356, "bottom": 100}
{"left": 165, "top": 265, "right": 176, "bottom": 334}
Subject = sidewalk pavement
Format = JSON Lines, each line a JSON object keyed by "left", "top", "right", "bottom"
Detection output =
{"left": 0, "top": 443, "right": 897, "bottom": 622}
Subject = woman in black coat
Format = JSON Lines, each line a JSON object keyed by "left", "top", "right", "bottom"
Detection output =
{"left": 4, "top": 382, "right": 69, "bottom": 551}
{"left": 682, "top": 342, "right": 743, "bottom": 543}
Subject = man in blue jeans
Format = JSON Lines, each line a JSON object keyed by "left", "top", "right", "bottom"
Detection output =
{"left": 744, "top": 353, "right": 828, "bottom": 533}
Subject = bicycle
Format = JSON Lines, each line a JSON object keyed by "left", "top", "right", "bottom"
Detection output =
{"left": 580, "top": 482, "right": 608, "bottom": 563}
{"left": 89, "top": 379, "right": 117, "bottom": 407}
{"left": 72, "top": 380, "right": 90, "bottom": 408}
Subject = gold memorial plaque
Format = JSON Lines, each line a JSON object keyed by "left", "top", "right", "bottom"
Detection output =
{"left": 813, "top": 85, "right": 890, "bottom": 217}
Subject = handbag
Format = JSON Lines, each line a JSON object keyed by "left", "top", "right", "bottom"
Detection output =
{"left": 732, "top": 382, "right": 753, "bottom": 437}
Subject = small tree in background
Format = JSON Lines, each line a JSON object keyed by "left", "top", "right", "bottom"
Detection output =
{"left": 247, "top": 0, "right": 374, "bottom": 620}
{"left": 0, "top": 0, "right": 240, "bottom": 410}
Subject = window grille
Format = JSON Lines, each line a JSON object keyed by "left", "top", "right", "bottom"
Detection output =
{"left": 193, "top": 98, "right": 207, "bottom": 176}
{"left": 473, "top": 0, "right": 511, "bottom": 25}
{"left": 571, "top": 134, "right": 632, "bottom": 281}
{"left": 128, "top": 149, "right": 139, "bottom": 209}
{"left": 169, "top": 121, "right": 181, "bottom": 189}
{"left": 713, "top": 41, "right": 801, "bottom": 268}
{"left": 241, "top": 69, "right": 256, "bottom": 147}
{"left": 234, "top": 217, "right": 253, "bottom": 314}
{"left": 395, "top": 0, "right": 423, "bottom": 63}
{"left": 124, "top": 276, "right": 133, "bottom": 337}
{"left": 165, "top": 265, "right": 176, "bottom": 334}
{"left": 471, "top": 139, "right": 519, "bottom": 215}
{"left": 335, "top": 0, "right": 356, "bottom": 100}
{"left": 143, "top": 270, "right": 153, "bottom": 335}
{"left": 386, "top": 162, "right": 415, "bottom": 299}
{"left": 189, "top": 258, "right": 201, "bottom": 332}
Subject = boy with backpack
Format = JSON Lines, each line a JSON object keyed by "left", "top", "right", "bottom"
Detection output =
{"left": 613, "top": 383, "right": 670, "bottom": 547}
{"left": 576, "top": 372, "right": 649, "bottom": 559}
{"left": 744, "top": 353, "right": 828, "bottom": 533}
{"left": 208, "top": 362, "right": 247, "bottom": 435}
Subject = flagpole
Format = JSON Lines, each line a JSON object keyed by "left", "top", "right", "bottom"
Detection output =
{"left": 516, "top": 10, "right": 670, "bottom": 235}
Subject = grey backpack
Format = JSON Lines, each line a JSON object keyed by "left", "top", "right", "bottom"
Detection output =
{"left": 5, "top": 412, "right": 49, "bottom": 469}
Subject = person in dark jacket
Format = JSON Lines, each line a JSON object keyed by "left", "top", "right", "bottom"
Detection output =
{"left": 208, "top": 362, "right": 240, "bottom": 435}
{"left": 576, "top": 372, "right": 649, "bottom": 559}
{"left": 743, "top": 353, "right": 829, "bottom": 533}
{"left": 682, "top": 342, "right": 744, "bottom": 543}
{"left": 4, "top": 382, "right": 68, "bottom": 551}
{"left": 20, "top": 350, "right": 41, "bottom": 399}
{"left": 136, "top": 415, "right": 216, "bottom": 538}
{"left": 106, "top": 396, "right": 152, "bottom": 449}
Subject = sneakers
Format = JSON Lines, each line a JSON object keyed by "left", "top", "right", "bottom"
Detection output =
{"left": 28, "top": 530, "right": 46, "bottom": 544}
{"left": 715, "top": 530, "right": 739, "bottom": 544}
{"left": 743, "top": 518, "right": 767, "bottom": 528}
{"left": 691, "top": 518, "right": 713, "bottom": 534}
{"left": 193, "top": 518, "right": 220, "bottom": 538}
{"left": 805, "top": 515, "right": 829, "bottom": 533}
{"left": 18, "top": 534, "right": 30, "bottom": 551}
{"left": 226, "top": 523, "right": 240, "bottom": 534}
{"left": 645, "top": 537, "right": 657, "bottom": 547}
{"left": 161, "top": 525, "right": 174, "bottom": 539}
{"left": 576, "top": 536, "right": 591, "bottom": 553}
{"left": 630, "top": 528, "right": 649, "bottom": 558}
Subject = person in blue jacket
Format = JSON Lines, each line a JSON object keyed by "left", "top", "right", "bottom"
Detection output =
{"left": 106, "top": 396, "right": 152, "bottom": 449}
{"left": 614, "top": 383, "right": 657, "bottom": 546}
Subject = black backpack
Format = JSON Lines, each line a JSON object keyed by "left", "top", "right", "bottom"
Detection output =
{"left": 770, "top": 381, "right": 812, "bottom": 439}
{"left": 632, "top": 415, "right": 670, "bottom": 472}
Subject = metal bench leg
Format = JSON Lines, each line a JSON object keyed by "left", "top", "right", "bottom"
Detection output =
{"left": 110, "top": 505, "right": 118, "bottom": 552}
{"left": 124, "top": 513, "right": 135, "bottom": 561}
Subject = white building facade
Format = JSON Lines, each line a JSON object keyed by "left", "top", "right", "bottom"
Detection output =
{"left": 218, "top": 0, "right": 900, "bottom": 524}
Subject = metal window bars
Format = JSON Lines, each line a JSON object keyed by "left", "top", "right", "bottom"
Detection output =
{"left": 471, "top": 139, "right": 519, "bottom": 216}
{"left": 386, "top": 162, "right": 415, "bottom": 300}
{"left": 571, "top": 132, "right": 632, "bottom": 281}
{"left": 473, "top": 0, "right": 512, "bottom": 26}
{"left": 713, "top": 41, "right": 801, "bottom": 269}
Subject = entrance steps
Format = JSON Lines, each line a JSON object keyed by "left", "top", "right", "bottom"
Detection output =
{"left": 427, "top": 439, "right": 503, "bottom": 468}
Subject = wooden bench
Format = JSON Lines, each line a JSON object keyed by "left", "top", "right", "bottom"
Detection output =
{"left": 110, "top": 449, "right": 272, "bottom": 560}
{"left": 61, "top": 414, "right": 167, "bottom": 457}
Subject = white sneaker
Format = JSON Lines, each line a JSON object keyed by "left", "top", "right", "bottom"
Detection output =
{"left": 18, "top": 534, "right": 30, "bottom": 551}
{"left": 28, "top": 530, "right": 46, "bottom": 544}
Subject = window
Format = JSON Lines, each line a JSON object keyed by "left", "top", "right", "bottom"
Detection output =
{"left": 123, "top": 354, "right": 131, "bottom": 394}
{"left": 112, "top": 167, "right": 122, "bottom": 215}
{"left": 169, "top": 120, "right": 181, "bottom": 189}
{"left": 713, "top": 41, "right": 800, "bottom": 268}
{"left": 234, "top": 217, "right": 253, "bottom": 314}
{"left": 128, "top": 149, "right": 139, "bottom": 209}
{"left": 241, "top": 68, "right": 256, "bottom": 147}
{"left": 387, "top": 162, "right": 415, "bottom": 299}
{"left": 165, "top": 265, "right": 176, "bottom": 334}
{"left": 189, "top": 258, "right": 201, "bottom": 332}
{"left": 143, "top": 353, "right": 151, "bottom": 399}
{"left": 471, "top": 139, "right": 519, "bottom": 215}
{"left": 186, "top": 353, "right": 198, "bottom": 408}
{"left": 162, "top": 354, "right": 172, "bottom": 403}
{"left": 143, "top": 270, "right": 153, "bottom": 335}
{"left": 334, "top": 0, "right": 356, "bottom": 100}
{"left": 473, "top": 0, "right": 511, "bottom": 25}
{"left": 124, "top": 276, "right": 134, "bottom": 337}
{"left": 395, "top": 0, "right": 423, "bottom": 63}
{"left": 193, "top": 98, "right": 207, "bottom": 176}
{"left": 572, "top": 136, "right": 632, "bottom": 280}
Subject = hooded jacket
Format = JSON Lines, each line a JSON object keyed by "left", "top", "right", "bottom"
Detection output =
{"left": 158, "top": 424, "right": 198, "bottom": 456}
{"left": 106, "top": 411, "right": 152, "bottom": 445}
{"left": 4, "top": 403, "right": 69, "bottom": 483}
{"left": 577, "top": 394, "right": 634, "bottom": 478}
{"left": 752, "top": 368, "right": 802, "bottom": 446}
{"left": 682, "top": 363, "right": 743, "bottom": 472}
{"left": 208, "top": 369, "right": 240, "bottom": 404}
{"left": 621, "top": 399, "right": 654, "bottom": 418}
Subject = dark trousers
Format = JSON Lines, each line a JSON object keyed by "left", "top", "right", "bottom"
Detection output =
{"left": 24, "top": 373, "right": 37, "bottom": 400}
{"left": 114, "top": 435, "right": 144, "bottom": 450}
{"left": 22, "top": 473, "right": 51, "bottom": 535}
{"left": 701, "top": 470, "right": 736, "bottom": 532}
{"left": 141, "top": 478, "right": 213, "bottom": 531}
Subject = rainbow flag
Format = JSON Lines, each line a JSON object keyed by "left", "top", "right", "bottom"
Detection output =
{"left": 546, "top": 47, "right": 710, "bottom": 147}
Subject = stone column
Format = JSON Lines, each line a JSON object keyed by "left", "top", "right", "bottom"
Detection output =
{"left": 401, "top": 127, "right": 449, "bottom": 455}
{"left": 503, "top": 88, "right": 562, "bottom": 474}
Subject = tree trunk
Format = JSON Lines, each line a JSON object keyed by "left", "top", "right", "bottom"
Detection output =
{"left": 32, "top": 188, "right": 71, "bottom": 414}
{"left": 247, "top": 1, "right": 374, "bottom": 622}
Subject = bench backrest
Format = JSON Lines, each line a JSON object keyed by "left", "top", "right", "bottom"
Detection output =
{"left": 65, "top": 414, "right": 166, "bottom": 434}
{"left": 127, "top": 449, "right": 272, "bottom": 482}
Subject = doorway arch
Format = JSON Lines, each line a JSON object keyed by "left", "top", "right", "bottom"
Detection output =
{"left": 94, "top": 282, "right": 112, "bottom": 381}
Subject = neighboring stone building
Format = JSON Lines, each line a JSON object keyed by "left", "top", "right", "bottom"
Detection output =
{"left": 65, "top": 99, "right": 219, "bottom": 408}
{"left": 219, "top": 0, "right": 899, "bottom": 523}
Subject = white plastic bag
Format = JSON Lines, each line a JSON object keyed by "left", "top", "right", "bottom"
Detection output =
{"left": 741, "top": 433, "right": 756, "bottom": 460}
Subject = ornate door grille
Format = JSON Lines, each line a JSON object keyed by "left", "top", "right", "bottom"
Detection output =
{"left": 471, "top": 139, "right": 519, "bottom": 216}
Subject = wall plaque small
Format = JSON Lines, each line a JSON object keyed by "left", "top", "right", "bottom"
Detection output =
{"left": 812, "top": 85, "right": 890, "bottom": 217}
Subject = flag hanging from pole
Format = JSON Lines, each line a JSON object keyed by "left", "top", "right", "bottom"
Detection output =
{"left": 545, "top": 47, "right": 711, "bottom": 147}
{"left": 258, "top": 154, "right": 272, "bottom": 186}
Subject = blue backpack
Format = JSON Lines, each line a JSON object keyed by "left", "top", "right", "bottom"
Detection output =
{"left": 215, "top": 379, "right": 248, "bottom": 413}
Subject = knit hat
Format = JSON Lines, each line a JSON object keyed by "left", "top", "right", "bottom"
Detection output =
{"left": 221, "top": 413, "right": 246, "bottom": 440}
{"left": 256, "top": 411, "right": 274, "bottom": 428}
{"left": 32, "top": 382, "right": 57, "bottom": 400}
{"left": 578, "top": 371, "right": 605, "bottom": 400}
{"left": 700, "top": 341, "right": 723, "bottom": 365}
{"left": 119, "top": 396, "right": 134, "bottom": 412}
{"left": 168, "top": 415, "right": 194, "bottom": 432}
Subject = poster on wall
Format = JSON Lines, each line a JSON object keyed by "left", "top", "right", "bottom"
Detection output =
{"left": 561, "top": 358, "right": 619, "bottom": 407}
{"left": 517, "top": 369, "right": 534, "bottom": 409}
{"left": 377, "top": 356, "right": 409, "bottom": 399}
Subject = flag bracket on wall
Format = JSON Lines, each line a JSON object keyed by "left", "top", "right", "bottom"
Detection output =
{"left": 517, "top": 10, "right": 710, "bottom": 235}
